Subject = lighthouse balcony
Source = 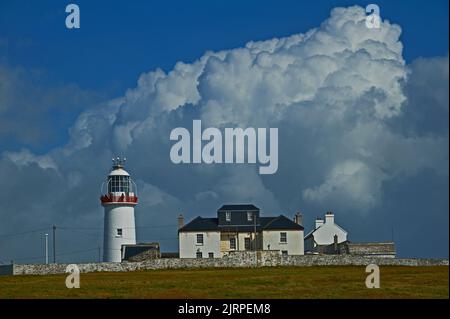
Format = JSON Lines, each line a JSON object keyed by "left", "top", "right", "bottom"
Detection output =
{"left": 100, "top": 192, "right": 138, "bottom": 205}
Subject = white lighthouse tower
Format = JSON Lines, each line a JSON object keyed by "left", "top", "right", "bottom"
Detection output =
{"left": 100, "top": 157, "right": 138, "bottom": 262}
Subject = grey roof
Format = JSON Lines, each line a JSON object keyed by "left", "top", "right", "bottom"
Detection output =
{"left": 304, "top": 229, "right": 317, "bottom": 240}
{"left": 218, "top": 204, "right": 260, "bottom": 211}
{"left": 261, "top": 215, "right": 304, "bottom": 230}
{"left": 179, "top": 214, "right": 303, "bottom": 232}
{"left": 122, "top": 243, "right": 159, "bottom": 260}
{"left": 179, "top": 217, "right": 219, "bottom": 232}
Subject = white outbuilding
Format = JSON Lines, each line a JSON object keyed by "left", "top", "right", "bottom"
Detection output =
{"left": 304, "top": 211, "right": 347, "bottom": 253}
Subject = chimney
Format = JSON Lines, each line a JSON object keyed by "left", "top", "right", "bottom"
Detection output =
{"left": 178, "top": 214, "right": 184, "bottom": 229}
{"left": 325, "top": 211, "right": 334, "bottom": 224}
{"left": 315, "top": 218, "right": 324, "bottom": 229}
{"left": 294, "top": 212, "right": 303, "bottom": 226}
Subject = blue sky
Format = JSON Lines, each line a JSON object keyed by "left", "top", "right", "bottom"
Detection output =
{"left": 0, "top": 1, "right": 448, "bottom": 262}
{"left": 1, "top": 0, "right": 448, "bottom": 95}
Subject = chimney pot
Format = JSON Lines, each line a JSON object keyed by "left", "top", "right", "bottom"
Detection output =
{"left": 178, "top": 214, "right": 184, "bottom": 229}
{"left": 325, "top": 211, "right": 334, "bottom": 224}
{"left": 294, "top": 212, "right": 303, "bottom": 226}
{"left": 315, "top": 218, "right": 324, "bottom": 229}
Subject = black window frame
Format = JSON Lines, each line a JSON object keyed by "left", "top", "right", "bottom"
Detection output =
{"left": 280, "top": 232, "right": 287, "bottom": 243}
{"left": 244, "top": 237, "right": 251, "bottom": 250}
{"left": 196, "top": 233, "right": 204, "bottom": 245}
{"left": 229, "top": 237, "right": 236, "bottom": 250}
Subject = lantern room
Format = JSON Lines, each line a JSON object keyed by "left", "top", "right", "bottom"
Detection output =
{"left": 100, "top": 157, "right": 138, "bottom": 205}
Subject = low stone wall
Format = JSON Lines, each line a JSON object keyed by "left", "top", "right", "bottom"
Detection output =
{"left": 5, "top": 251, "right": 449, "bottom": 276}
{"left": 321, "top": 241, "right": 396, "bottom": 257}
{"left": 347, "top": 242, "right": 396, "bottom": 257}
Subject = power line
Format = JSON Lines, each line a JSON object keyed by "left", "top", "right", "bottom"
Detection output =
{"left": 57, "top": 224, "right": 178, "bottom": 230}
{"left": 4, "top": 247, "right": 100, "bottom": 263}
{"left": 0, "top": 227, "right": 51, "bottom": 238}
{"left": 0, "top": 224, "right": 179, "bottom": 239}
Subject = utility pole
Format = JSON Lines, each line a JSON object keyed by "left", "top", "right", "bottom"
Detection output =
{"left": 98, "top": 246, "right": 101, "bottom": 262}
{"left": 45, "top": 233, "right": 49, "bottom": 264}
{"left": 53, "top": 225, "right": 56, "bottom": 263}
{"left": 253, "top": 212, "right": 257, "bottom": 251}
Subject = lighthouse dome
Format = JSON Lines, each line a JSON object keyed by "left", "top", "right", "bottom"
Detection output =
{"left": 108, "top": 167, "right": 130, "bottom": 176}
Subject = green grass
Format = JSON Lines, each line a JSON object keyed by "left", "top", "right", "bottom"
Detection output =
{"left": 0, "top": 266, "right": 448, "bottom": 299}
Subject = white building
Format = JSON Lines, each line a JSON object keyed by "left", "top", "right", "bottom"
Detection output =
{"left": 178, "top": 204, "right": 304, "bottom": 258}
{"left": 100, "top": 158, "right": 138, "bottom": 262}
{"left": 304, "top": 211, "right": 347, "bottom": 253}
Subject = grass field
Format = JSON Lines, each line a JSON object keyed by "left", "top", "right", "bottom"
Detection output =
{"left": 0, "top": 266, "right": 448, "bottom": 299}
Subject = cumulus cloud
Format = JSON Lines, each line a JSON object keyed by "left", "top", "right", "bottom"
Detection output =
{"left": 0, "top": 6, "right": 448, "bottom": 260}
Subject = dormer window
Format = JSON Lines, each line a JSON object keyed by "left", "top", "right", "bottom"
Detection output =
{"left": 225, "top": 212, "right": 231, "bottom": 222}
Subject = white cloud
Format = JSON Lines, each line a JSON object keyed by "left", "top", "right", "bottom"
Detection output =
{"left": 303, "top": 159, "right": 383, "bottom": 211}
{"left": 4, "top": 149, "right": 58, "bottom": 171}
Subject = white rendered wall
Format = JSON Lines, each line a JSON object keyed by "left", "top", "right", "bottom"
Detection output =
{"left": 179, "top": 231, "right": 220, "bottom": 258}
{"left": 311, "top": 223, "right": 347, "bottom": 246}
{"left": 262, "top": 230, "right": 304, "bottom": 255}
{"left": 237, "top": 232, "right": 254, "bottom": 251}
{"left": 103, "top": 204, "right": 136, "bottom": 262}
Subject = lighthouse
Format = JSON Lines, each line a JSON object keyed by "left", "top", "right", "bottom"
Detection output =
{"left": 100, "top": 157, "right": 138, "bottom": 262}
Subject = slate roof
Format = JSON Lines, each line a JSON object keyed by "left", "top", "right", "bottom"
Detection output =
{"left": 262, "top": 215, "right": 304, "bottom": 230}
{"left": 122, "top": 243, "right": 159, "bottom": 260}
{"left": 218, "top": 204, "right": 260, "bottom": 211}
{"left": 178, "top": 217, "right": 219, "bottom": 232}
{"left": 179, "top": 214, "right": 304, "bottom": 232}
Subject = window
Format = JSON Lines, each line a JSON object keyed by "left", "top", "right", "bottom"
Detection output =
{"left": 225, "top": 212, "right": 231, "bottom": 222}
{"left": 244, "top": 237, "right": 251, "bottom": 250}
{"left": 247, "top": 211, "right": 253, "bottom": 221}
{"left": 230, "top": 237, "right": 236, "bottom": 250}
{"left": 108, "top": 175, "right": 131, "bottom": 193}
{"left": 280, "top": 232, "right": 287, "bottom": 243}
{"left": 116, "top": 228, "right": 123, "bottom": 237}
{"left": 208, "top": 252, "right": 214, "bottom": 259}
{"left": 196, "top": 234, "right": 204, "bottom": 245}
{"left": 196, "top": 251, "right": 202, "bottom": 259}
{"left": 282, "top": 250, "right": 288, "bottom": 257}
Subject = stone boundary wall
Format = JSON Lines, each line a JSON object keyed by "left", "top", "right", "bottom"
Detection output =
{"left": 3, "top": 251, "right": 449, "bottom": 276}
{"left": 347, "top": 242, "right": 396, "bottom": 256}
